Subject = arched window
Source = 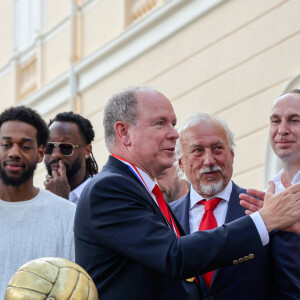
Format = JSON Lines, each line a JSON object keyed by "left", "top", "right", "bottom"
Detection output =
{"left": 14, "top": 0, "right": 44, "bottom": 52}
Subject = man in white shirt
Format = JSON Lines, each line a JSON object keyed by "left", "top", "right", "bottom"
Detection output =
{"left": 241, "top": 89, "right": 300, "bottom": 299}
{"left": 74, "top": 86, "right": 300, "bottom": 300}
{"left": 171, "top": 112, "right": 298, "bottom": 299}
{"left": 0, "top": 106, "right": 76, "bottom": 299}
{"left": 44, "top": 112, "right": 98, "bottom": 204}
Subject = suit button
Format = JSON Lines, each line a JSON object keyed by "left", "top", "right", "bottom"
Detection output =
{"left": 249, "top": 253, "right": 254, "bottom": 259}
{"left": 233, "top": 260, "right": 238, "bottom": 265}
{"left": 238, "top": 258, "right": 244, "bottom": 263}
{"left": 244, "top": 256, "right": 249, "bottom": 261}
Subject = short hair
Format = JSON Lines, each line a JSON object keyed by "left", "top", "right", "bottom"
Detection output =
{"left": 287, "top": 88, "right": 300, "bottom": 95}
{"left": 103, "top": 86, "right": 152, "bottom": 151}
{"left": 49, "top": 112, "right": 98, "bottom": 176}
{"left": 174, "top": 112, "right": 235, "bottom": 180}
{"left": 0, "top": 106, "right": 49, "bottom": 146}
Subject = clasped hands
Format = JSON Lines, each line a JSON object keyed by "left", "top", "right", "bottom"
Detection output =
{"left": 240, "top": 181, "right": 300, "bottom": 234}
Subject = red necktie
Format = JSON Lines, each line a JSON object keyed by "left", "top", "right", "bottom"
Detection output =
{"left": 153, "top": 184, "right": 199, "bottom": 285}
{"left": 152, "top": 184, "right": 180, "bottom": 237}
{"left": 198, "top": 198, "right": 221, "bottom": 289}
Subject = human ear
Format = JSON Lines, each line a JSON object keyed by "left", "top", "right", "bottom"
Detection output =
{"left": 114, "top": 121, "right": 131, "bottom": 146}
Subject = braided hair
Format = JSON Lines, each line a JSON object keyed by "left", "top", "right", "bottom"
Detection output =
{"left": 49, "top": 112, "right": 98, "bottom": 176}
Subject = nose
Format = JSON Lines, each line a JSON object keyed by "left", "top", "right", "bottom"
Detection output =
{"left": 8, "top": 144, "right": 21, "bottom": 158}
{"left": 49, "top": 145, "right": 63, "bottom": 160}
{"left": 203, "top": 149, "right": 216, "bottom": 167}
{"left": 167, "top": 125, "right": 179, "bottom": 141}
{"left": 277, "top": 120, "right": 289, "bottom": 136}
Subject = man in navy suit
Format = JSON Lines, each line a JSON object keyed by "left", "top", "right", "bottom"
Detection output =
{"left": 74, "top": 87, "right": 300, "bottom": 300}
{"left": 171, "top": 112, "right": 299, "bottom": 299}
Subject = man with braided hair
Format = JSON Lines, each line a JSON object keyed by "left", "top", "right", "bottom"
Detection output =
{"left": 44, "top": 112, "right": 98, "bottom": 204}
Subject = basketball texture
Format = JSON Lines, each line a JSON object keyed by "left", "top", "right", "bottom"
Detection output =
{"left": 5, "top": 257, "right": 98, "bottom": 300}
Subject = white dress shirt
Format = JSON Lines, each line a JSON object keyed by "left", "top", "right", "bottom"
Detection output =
{"left": 189, "top": 181, "right": 232, "bottom": 233}
{"left": 189, "top": 181, "right": 269, "bottom": 246}
{"left": 69, "top": 177, "right": 92, "bottom": 204}
{"left": 272, "top": 168, "right": 300, "bottom": 193}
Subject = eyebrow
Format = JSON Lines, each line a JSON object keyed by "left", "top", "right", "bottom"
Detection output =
{"left": 1, "top": 136, "right": 34, "bottom": 143}
{"left": 270, "top": 113, "right": 300, "bottom": 119}
{"left": 189, "top": 140, "right": 225, "bottom": 149}
{"left": 211, "top": 140, "right": 225, "bottom": 147}
{"left": 289, "top": 114, "right": 300, "bottom": 118}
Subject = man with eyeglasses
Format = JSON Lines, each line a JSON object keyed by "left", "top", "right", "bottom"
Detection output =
{"left": 0, "top": 106, "right": 76, "bottom": 299}
{"left": 44, "top": 112, "right": 98, "bottom": 204}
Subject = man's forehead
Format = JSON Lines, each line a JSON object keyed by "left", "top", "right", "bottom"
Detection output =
{"left": 136, "top": 90, "right": 176, "bottom": 119}
{"left": 0, "top": 121, "right": 36, "bottom": 136}
{"left": 180, "top": 121, "right": 227, "bottom": 143}
{"left": 49, "top": 121, "right": 81, "bottom": 138}
{"left": 271, "top": 93, "right": 300, "bottom": 116}
{"left": 0, "top": 122, "right": 37, "bottom": 146}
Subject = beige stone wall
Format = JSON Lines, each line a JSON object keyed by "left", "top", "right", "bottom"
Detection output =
{"left": 80, "top": 0, "right": 300, "bottom": 190}
{"left": 43, "top": 27, "right": 71, "bottom": 85}
{"left": 82, "top": 0, "right": 126, "bottom": 58}
{"left": 0, "top": 0, "right": 299, "bottom": 191}
{"left": 44, "top": 0, "right": 70, "bottom": 32}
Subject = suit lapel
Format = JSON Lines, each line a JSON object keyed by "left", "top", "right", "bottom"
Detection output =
{"left": 106, "top": 156, "right": 173, "bottom": 229}
{"left": 181, "top": 192, "right": 191, "bottom": 234}
{"left": 168, "top": 204, "right": 186, "bottom": 236}
{"left": 225, "top": 183, "right": 246, "bottom": 223}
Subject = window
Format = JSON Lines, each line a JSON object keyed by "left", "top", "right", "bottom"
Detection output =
{"left": 14, "top": 0, "right": 44, "bottom": 52}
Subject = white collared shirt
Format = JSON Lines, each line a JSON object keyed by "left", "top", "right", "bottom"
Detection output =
{"left": 272, "top": 168, "right": 300, "bottom": 193}
{"left": 135, "top": 167, "right": 158, "bottom": 205}
{"left": 189, "top": 180, "right": 269, "bottom": 246}
{"left": 114, "top": 158, "right": 178, "bottom": 230}
{"left": 69, "top": 177, "right": 92, "bottom": 204}
{"left": 189, "top": 181, "right": 232, "bottom": 233}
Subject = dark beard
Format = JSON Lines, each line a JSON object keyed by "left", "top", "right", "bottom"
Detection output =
{"left": 0, "top": 161, "right": 37, "bottom": 186}
{"left": 45, "top": 156, "right": 82, "bottom": 182}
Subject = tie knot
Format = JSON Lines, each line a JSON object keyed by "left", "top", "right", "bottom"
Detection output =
{"left": 199, "top": 198, "right": 221, "bottom": 211}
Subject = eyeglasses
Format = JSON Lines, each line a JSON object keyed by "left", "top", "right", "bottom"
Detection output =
{"left": 45, "top": 142, "right": 87, "bottom": 156}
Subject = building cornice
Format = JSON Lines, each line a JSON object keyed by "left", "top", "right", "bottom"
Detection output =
{"left": 21, "top": 0, "right": 225, "bottom": 115}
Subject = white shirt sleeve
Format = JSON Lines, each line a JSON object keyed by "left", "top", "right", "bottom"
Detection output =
{"left": 249, "top": 211, "right": 269, "bottom": 246}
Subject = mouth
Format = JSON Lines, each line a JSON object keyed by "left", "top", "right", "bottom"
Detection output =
{"left": 163, "top": 147, "right": 175, "bottom": 153}
{"left": 275, "top": 140, "right": 295, "bottom": 147}
{"left": 203, "top": 171, "right": 218, "bottom": 175}
{"left": 50, "top": 163, "right": 59, "bottom": 170}
{"left": 4, "top": 162, "right": 24, "bottom": 172}
{"left": 202, "top": 171, "right": 219, "bottom": 178}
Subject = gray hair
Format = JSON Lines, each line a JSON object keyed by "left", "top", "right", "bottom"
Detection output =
{"left": 174, "top": 112, "right": 235, "bottom": 181}
{"left": 103, "top": 86, "right": 152, "bottom": 151}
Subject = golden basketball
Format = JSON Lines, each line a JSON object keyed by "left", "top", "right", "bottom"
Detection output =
{"left": 5, "top": 257, "right": 98, "bottom": 300}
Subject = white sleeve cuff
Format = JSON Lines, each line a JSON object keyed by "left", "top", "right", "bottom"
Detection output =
{"left": 249, "top": 211, "right": 269, "bottom": 246}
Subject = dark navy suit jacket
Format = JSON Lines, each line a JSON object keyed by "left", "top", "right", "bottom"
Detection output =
{"left": 74, "top": 157, "right": 267, "bottom": 300}
{"left": 171, "top": 182, "right": 300, "bottom": 300}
